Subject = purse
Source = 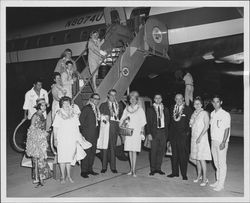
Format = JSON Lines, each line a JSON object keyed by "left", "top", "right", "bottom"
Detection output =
{"left": 119, "top": 126, "right": 134, "bottom": 136}
{"left": 143, "top": 135, "right": 151, "bottom": 149}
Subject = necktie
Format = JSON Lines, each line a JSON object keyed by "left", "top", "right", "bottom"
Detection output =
{"left": 158, "top": 106, "right": 161, "bottom": 128}
{"left": 112, "top": 103, "right": 117, "bottom": 120}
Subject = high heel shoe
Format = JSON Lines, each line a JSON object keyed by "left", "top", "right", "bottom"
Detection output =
{"left": 132, "top": 171, "right": 137, "bottom": 177}
{"left": 200, "top": 179, "right": 209, "bottom": 186}
{"left": 60, "top": 178, "right": 66, "bottom": 184}
{"left": 67, "top": 177, "right": 74, "bottom": 183}
{"left": 193, "top": 176, "right": 202, "bottom": 183}
{"left": 127, "top": 171, "right": 132, "bottom": 175}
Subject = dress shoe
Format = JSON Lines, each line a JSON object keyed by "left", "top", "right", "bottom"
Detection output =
{"left": 156, "top": 170, "right": 165, "bottom": 175}
{"left": 210, "top": 181, "right": 218, "bottom": 188}
{"left": 88, "top": 171, "right": 99, "bottom": 176}
{"left": 149, "top": 171, "right": 156, "bottom": 176}
{"left": 81, "top": 172, "right": 89, "bottom": 178}
{"left": 111, "top": 169, "right": 118, "bottom": 173}
{"left": 101, "top": 169, "right": 107, "bottom": 173}
{"left": 167, "top": 174, "right": 179, "bottom": 178}
{"left": 182, "top": 176, "right": 188, "bottom": 180}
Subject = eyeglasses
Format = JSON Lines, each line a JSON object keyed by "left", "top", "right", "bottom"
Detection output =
{"left": 93, "top": 97, "right": 100, "bottom": 100}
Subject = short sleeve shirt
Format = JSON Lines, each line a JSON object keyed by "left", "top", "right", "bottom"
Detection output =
{"left": 23, "top": 88, "right": 49, "bottom": 119}
{"left": 210, "top": 108, "right": 231, "bottom": 143}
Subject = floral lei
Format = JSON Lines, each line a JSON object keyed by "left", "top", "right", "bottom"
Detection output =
{"left": 89, "top": 101, "right": 101, "bottom": 125}
{"left": 153, "top": 103, "right": 164, "bottom": 119}
{"left": 189, "top": 108, "right": 204, "bottom": 127}
{"left": 126, "top": 104, "right": 140, "bottom": 114}
{"left": 173, "top": 104, "right": 184, "bottom": 122}
{"left": 58, "top": 108, "right": 75, "bottom": 120}
{"left": 108, "top": 100, "right": 119, "bottom": 118}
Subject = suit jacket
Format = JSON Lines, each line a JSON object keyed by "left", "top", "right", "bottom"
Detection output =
{"left": 146, "top": 105, "right": 170, "bottom": 139}
{"left": 79, "top": 104, "right": 99, "bottom": 142}
{"left": 169, "top": 105, "right": 193, "bottom": 140}
{"left": 99, "top": 101, "right": 123, "bottom": 120}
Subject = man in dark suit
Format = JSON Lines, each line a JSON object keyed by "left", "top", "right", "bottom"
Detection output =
{"left": 99, "top": 89, "right": 123, "bottom": 173}
{"left": 79, "top": 93, "right": 101, "bottom": 178}
{"left": 167, "top": 93, "right": 192, "bottom": 180}
{"left": 146, "top": 94, "right": 170, "bottom": 176}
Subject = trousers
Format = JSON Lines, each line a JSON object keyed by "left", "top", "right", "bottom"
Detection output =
{"left": 211, "top": 140, "right": 229, "bottom": 187}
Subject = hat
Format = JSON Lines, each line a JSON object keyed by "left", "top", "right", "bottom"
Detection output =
{"left": 34, "top": 98, "right": 47, "bottom": 108}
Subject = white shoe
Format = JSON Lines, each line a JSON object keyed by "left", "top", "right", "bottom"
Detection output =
{"left": 213, "top": 186, "right": 224, "bottom": 191}
{"left": 193, "top": 176, "right": 202, "bottom": 183}
{"left": 210, "top": 181, "right": 218, "bottom": 187}
{"left": 127, "top": 171, "right": 132, "bottom": 175}
{"left": 200, "top": 179, "right": 209, "bottom": 187}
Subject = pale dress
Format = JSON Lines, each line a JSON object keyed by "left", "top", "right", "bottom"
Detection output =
{"left": 51, "top": 84, "right": 66, "bottom": 120}
{"left": 190, "top": 111, "right": 212, "bottom": 160}
{"left": 52, "top": 109, "right": 80, "bottom": 163}
{"left": 120, "top": 105, "right": 147, "bottom": 152}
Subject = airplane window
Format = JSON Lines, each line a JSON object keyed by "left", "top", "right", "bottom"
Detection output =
{"left": 50, "top": 36, "right": 56, "bottom": 45}
{"left": 23, "top": 39, "right": 29, "bottom": 49}
{"left": 64, "top": 32, "right": 71, "bottom": 43}
{"left": 80, "top": 31, "right": 88, "bottom": 41}
{"left": 36, "top": 38, "right": 41, "bottom": 47}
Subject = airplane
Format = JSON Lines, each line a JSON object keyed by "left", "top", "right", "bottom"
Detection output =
{"left": 7, "top": 7, "right": 244, "bottom": 154}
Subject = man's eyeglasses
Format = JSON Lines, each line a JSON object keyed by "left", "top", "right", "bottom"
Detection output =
{"left": 93, "top": 97, "right": 100, "bottom": 100}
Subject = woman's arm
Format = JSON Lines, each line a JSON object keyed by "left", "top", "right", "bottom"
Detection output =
{"left": 196, "top": 112, "right": 209, "bottom": 143}
{"left": 52, "top": 86, "right": 60, "bottom": 101}
{"left": 61, "top": 72, "right": 73, "bottom": 86}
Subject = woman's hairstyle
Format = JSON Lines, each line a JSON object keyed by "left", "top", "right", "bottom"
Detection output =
{"left": 52, "top": 72, "right": 61, "bottom": 82}
{"left": 35, "top": 103, "right": 43, "bottom": 110}
{"left": 65, "top": 60, "right": 73, "bottom": 66}
{"left": 90, "top": 30, "right": 99, "bottom": 38}
{"left": 59, "top": 96, "right": 72, "bottom": 108}
{"left": 194, "top": 96, "right": 203, "bottom": 106}
{"left": 61, "top": 48, "right": 72, "bottom": 58}
{"left": 90, "top": 93, "right": 100, "bottom": 99}
{"left": 127, "top": 91, "right": 140, "bottom": 104}
{"left": 33, "top": 77, "right": 43, "bottom": 85}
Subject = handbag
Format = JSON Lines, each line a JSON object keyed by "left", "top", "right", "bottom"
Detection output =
{"left": 119, "top": 126, "right": 134, "bottom": 136}
{"left": 21, "top": 154, "right": 32, "bottom": 168}
{"left": 143, "top": 135, "right": 151, "bottom": 149}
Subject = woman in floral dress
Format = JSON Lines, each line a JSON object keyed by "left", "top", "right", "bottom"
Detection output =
{"left": 26, "top": 98, "right": 52, "bottom": 187}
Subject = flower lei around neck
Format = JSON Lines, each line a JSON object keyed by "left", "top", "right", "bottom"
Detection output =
{"left": 89, "top": 101, "right": 101, "bottom": 123}
{"left": 126, "top": 104, "right": 140, "bottom": 114}
{"left": 173, "top": 104, "right": 184, "bottom": 122}
{"left": 108, "top": 100, "right": 119, "bottom": 118}
{"left": 189, "top": 108, "right": 204, "bottom": 127}
{"left": 58, "top": 107, "right": 75, "bottom": 120}
{"left": 153, "top": 103, "right": 164, "bottom": 119}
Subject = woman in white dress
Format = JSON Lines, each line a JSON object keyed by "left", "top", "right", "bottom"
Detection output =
{"left": 61, "top": 61, "right": 76, "bottom": 98}
{"left": 51, "top": 72, "right": 67, "bottom": 121}
{"left": 189, "top": 96, "right": 212, "bottom": 186}
{"left": 119, "top": 91, "right": 147, "bottom": 177}
{"left": 53, "top": 96, "right": 81, "bottom": 184}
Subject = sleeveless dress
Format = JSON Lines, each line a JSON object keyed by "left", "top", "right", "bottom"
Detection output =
{"left": 120, "top": 105, "right": 147, "bottom": 152}
{"left": 26, "top": 112, "right": 52, "bottom": 182}
{"left": 190, "top": 110, "right": 212, "bottom": 160}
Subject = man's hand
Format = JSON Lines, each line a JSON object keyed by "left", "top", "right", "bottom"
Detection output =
{"left": 219, "top": 142, "right": 226, "bottom": 150}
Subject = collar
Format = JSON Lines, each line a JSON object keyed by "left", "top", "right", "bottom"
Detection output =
{"left": 214, "top": 107, "right": 223, "bottom": 114}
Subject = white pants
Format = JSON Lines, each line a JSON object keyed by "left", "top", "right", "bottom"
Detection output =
{"left": 211, "top": 140, "right": 229, "bottom": 188}
{"left": 185, "top": 85, "right": 193, "bottom": 106}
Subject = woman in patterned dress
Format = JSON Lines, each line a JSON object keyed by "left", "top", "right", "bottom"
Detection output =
{"left": 26, "top": 98, "right": 52, "bottom": 187}
{"left": 189, "top": 96, "right": 212, "bottom": 186}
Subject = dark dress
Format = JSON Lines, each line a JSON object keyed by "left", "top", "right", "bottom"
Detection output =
{"left": 146, "top": 105, "right": 170, "bottom": 172}
{"left": 99, "top": 101, "right": 123, "bottom": 171}
{"left": 169, "top": 105, "right": 192, "bottom": 178}
{"left": 26, "top": 112, "right": 52, "bottom": 183}
{"left": 79, "top": 104, "right": 100, "bottom": 174}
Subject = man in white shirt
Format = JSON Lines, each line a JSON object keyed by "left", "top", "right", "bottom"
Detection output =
{"left": 23, "top": 78, "right": 49, "bottom": 120}
{"left": 183, "top": 71, "right": 194, "bottom": 106}
{"left": 210, "top": 95, "right": 231, "bottom": 191}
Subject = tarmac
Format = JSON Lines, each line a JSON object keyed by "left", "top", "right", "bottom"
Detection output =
{"left": 4, "top": 136, "right": 246, "bottom": 202}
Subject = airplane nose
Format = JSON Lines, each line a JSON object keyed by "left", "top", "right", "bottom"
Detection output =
{"left": 145, "top": 17, "right": 169, "bottom": 58}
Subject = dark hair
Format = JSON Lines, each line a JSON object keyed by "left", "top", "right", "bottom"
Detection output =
{"left": 33, "top": 77, "right": 43, "bottom": 85}
{"left": 194, "top": 96, "right": 203, "bottom": 106}
{"left": 59, "top": 96, "right": 72, "bottom": 108}
{"left": 90, "top": 93, "right": 100, "bottom": 99}
{"left": 65, "top": 60, "right": 73, "bottom": 66}
{"left": 52, "top": 72, "right": 61, "bottom": 81}
{"left": 35, "top": 103, "right": 43, "bottom": 110}
{"left": 212, "top": 94, "right": 223, "bottom": 102}
{"left": 61, "top": 48, "right": 72, "bottom": 58}
{"left": 108, "top": 89, "right": 117, "bottom": 95}
{"left": 154, "top": 93, "right": 162, "bottom": 99}
{"left": 90, "top": 30, "right": 98, "bottom": 37}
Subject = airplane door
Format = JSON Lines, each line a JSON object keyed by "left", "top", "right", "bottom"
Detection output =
{"left": 103, "top": 8, "right": 127, "bottom": 26}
